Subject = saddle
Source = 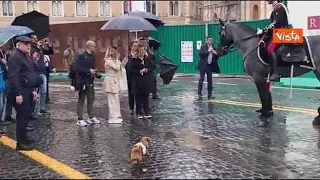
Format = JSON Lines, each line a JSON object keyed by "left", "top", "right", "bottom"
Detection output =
{"left": 277, "top": 43, "right": 307, "bottom": 63}
{"left": 259, "top": 37, "right": 308, "bottom": 63}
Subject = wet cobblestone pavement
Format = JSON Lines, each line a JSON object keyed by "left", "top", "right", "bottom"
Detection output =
{"left": 1, "top": 76, "right": 320, "bottom": 179}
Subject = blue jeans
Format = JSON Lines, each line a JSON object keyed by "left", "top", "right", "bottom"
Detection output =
{"left": 0, "top": 91, "right": 5, "bottom": 121}
{"left": 37, "top": 74, "right": 47, "bottom": 111}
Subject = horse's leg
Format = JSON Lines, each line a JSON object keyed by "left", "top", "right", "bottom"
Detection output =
{"left": 312, "top": 68, "right": 320, "bottom": 125}
{"left": 253, "top": 79, "right": 273, "bottom": 127}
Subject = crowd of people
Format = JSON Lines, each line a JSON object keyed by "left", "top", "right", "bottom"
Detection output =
{"left": 71, "top": 38, "right": 159, "bottom": 126}
{"left": 0, "top": 33, "right": 161, "bottom": 150}
{"left": 0, "top": 31, "right": 220, "bottom": 151}
{"left": 0, "top": 35, "right": 55, "bottom": 150}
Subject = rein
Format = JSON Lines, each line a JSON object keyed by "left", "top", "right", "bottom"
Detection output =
{"left": 220, "top": 33, "right": 261, "bottom": 59}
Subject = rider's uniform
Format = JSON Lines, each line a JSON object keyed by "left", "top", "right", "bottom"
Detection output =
{"left": 264, "top": 1, "right": 290, "bottom": 81}
{"left": 266, "top": 2, "right": 290, "bottom": 55}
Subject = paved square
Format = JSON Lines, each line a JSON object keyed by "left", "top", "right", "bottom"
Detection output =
{"left": 0, "top": 77, "right": 319, "bottom": 179}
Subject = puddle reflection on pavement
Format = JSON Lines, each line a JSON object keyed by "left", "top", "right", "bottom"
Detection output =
{"left": 1, "top": 77, "right": 320, "bottom": 179}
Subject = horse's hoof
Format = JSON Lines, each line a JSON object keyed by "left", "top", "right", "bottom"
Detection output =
{"left": 258, "top": 120, "right": 268, "bottom": 127}
{"left": 312, "top": 116, "right": 320, "bottom": 126}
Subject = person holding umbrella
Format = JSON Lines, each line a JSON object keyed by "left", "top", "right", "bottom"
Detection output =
{"left": 130, "top": 44, "right": 156, "bottom": 119}
{"left": 139, "top": 36, "right": 161, "bottom": 99}
{"left": 126, "top": 40, "right": 139, "bottom": 115}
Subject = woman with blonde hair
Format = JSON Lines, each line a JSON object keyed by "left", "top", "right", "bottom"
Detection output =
{"left": 102, "top": 46, "right": 128, "bottom": 124}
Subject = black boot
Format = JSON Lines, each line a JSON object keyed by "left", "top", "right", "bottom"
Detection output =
{"left": 16, "top": 143, "right": 33, "bottom": 151}
{"left": 269, "top": 52, "right": 281, "bottom": 82}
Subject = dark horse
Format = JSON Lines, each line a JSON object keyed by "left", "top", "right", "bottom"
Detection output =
{"left": 217, "top": 19, "right": 320, "bottom": 126}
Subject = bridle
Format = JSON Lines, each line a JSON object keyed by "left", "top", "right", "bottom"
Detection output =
{"left": 219, "top": 23, "right": 262, "bottom": 58}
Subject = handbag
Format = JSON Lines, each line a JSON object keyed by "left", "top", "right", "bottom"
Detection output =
{"left": 119, "top": 67, "right": 128, "bottom": 91}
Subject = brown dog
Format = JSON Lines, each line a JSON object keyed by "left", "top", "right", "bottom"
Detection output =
{"left": 129, "top": 137, "right": 152, "bottom": 165}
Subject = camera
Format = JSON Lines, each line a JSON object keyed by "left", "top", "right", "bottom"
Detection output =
{"left": 95, "top": 72, "right": 102, "bottom": 79}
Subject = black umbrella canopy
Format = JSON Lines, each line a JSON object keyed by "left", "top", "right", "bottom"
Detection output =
{"left": 127, "top": 11, "right": 165, "bottom": 27}
{"left": 159, "top": 54, "right": 178, "bottom": 85}
{"left": 101, "top": 14, "right": 157, "bottom": 31}
{"left": 139, "top": 36, "right": 161, "bottom": 51}
{"left": 12, "top": 11, "right": 49, "bottom": 40}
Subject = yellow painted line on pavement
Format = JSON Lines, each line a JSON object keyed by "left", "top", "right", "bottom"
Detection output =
{"left": 177, "top": 95, "right": 317, "bottom": 115}
{"left": 215, "top": 99, "right": 316, "bottom": 113}
{"left": 271, "top": 86, "right": 320, "bottom": 92}
{"left": 211, "top": 99, "right": 318, "bottom": 115}
{"left": 0, "top": 136, "right": 91, "bottom": 179}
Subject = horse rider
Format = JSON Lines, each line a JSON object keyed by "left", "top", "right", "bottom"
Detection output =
{"left": 256, "top": 0, "right": 290, "bottom": 82}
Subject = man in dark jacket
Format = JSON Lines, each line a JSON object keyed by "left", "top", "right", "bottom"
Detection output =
{"left": 30, "top": 36, "right": 53, "bottom": 115}
{"left": 75, "top": 40, "right": 101, "bottom": 127}
{"left": 198, "top": 36, "right": 220, "bottom": 100}
{"left": 7, "top": 36, "right": 42, "bottom": 151}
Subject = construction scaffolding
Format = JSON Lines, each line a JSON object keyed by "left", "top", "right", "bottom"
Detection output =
{"left": 195, "top": 1, "right": 242, "bottom": 23}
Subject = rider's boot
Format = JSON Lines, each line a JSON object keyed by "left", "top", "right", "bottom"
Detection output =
{"left": 269, "top": 52, "right": 281, "bottom": 82}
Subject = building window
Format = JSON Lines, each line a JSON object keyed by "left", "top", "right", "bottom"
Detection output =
{"left": 100, "top": 1, "right": 110, "bottom": 16}
{"left": 123, "top": 0, "right": 128, "bottom": 14}
{"left": 52, "top": 0, "right": 63, "bottom": 16}
{"left": 76, "top": 0, "right": 87, "bottom": 16}
{"left": 146, "top": 0, "right": 156, "bottom": 15}
{"left": 169, "top": 1, "right": 179, "bottom": 16}
{"left": 27, "top": 0, "right": 38, "bottom": 12}
{"left": 252, "top": 5, "right": 259, "bottom": 20}
{"left": 213, "top": 13, "right": 217, "bottom": 19}
{"left": 2, "top": 0, "right": 13, "bottom": 16}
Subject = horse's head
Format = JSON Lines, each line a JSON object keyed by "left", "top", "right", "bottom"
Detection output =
{"left": 218, "top": 19, "right": 234, "bottom": 56}
{"left": 218, "top": 18, "right": 257, "bottom": 56}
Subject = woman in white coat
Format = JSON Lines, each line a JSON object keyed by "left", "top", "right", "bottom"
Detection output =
{"left": 102, "top": 46, "right": 128, "bottom": 124}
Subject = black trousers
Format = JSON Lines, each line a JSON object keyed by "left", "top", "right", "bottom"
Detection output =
{"left": 152, "top": 75, "right": 158, "bottom": 97}
{"left": 10, "top": 90, "right": 33, "bottom": 144}
{"left": 198, "top": 69, "right": 213, "bottom": 97}
{"left": 127, "top": 80, "right": 134, "bottom": 111}
{"left": 135, "top": 92, "right": 150, "bottom": 115}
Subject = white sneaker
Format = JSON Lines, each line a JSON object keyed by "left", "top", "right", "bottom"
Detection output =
{"left": 144, "top": 114, "right": 152, "bottom": 119}
{"left": 77, "top": 120, "right": 88, "bottom": 127}
{"left": 108, "top": 118, "right": 123, "bottom": 124}
{"left": 87, "top": 117, "right": 101, "bottom": 124}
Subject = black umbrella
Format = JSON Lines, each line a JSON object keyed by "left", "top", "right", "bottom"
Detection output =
{"left": 12, "top": 11, "right": 49, "bottom": 40}
{"left": 139, "top": 36, "right": 161, "bottom": 51}
{"left": 127, "top": 11, "right": 165, "bottom": 27}
{"left": 159, "top": 54, "right": 178, "bottom": 85}
{"left": 100, "top": 14, "right": 156, "bottom": 31}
